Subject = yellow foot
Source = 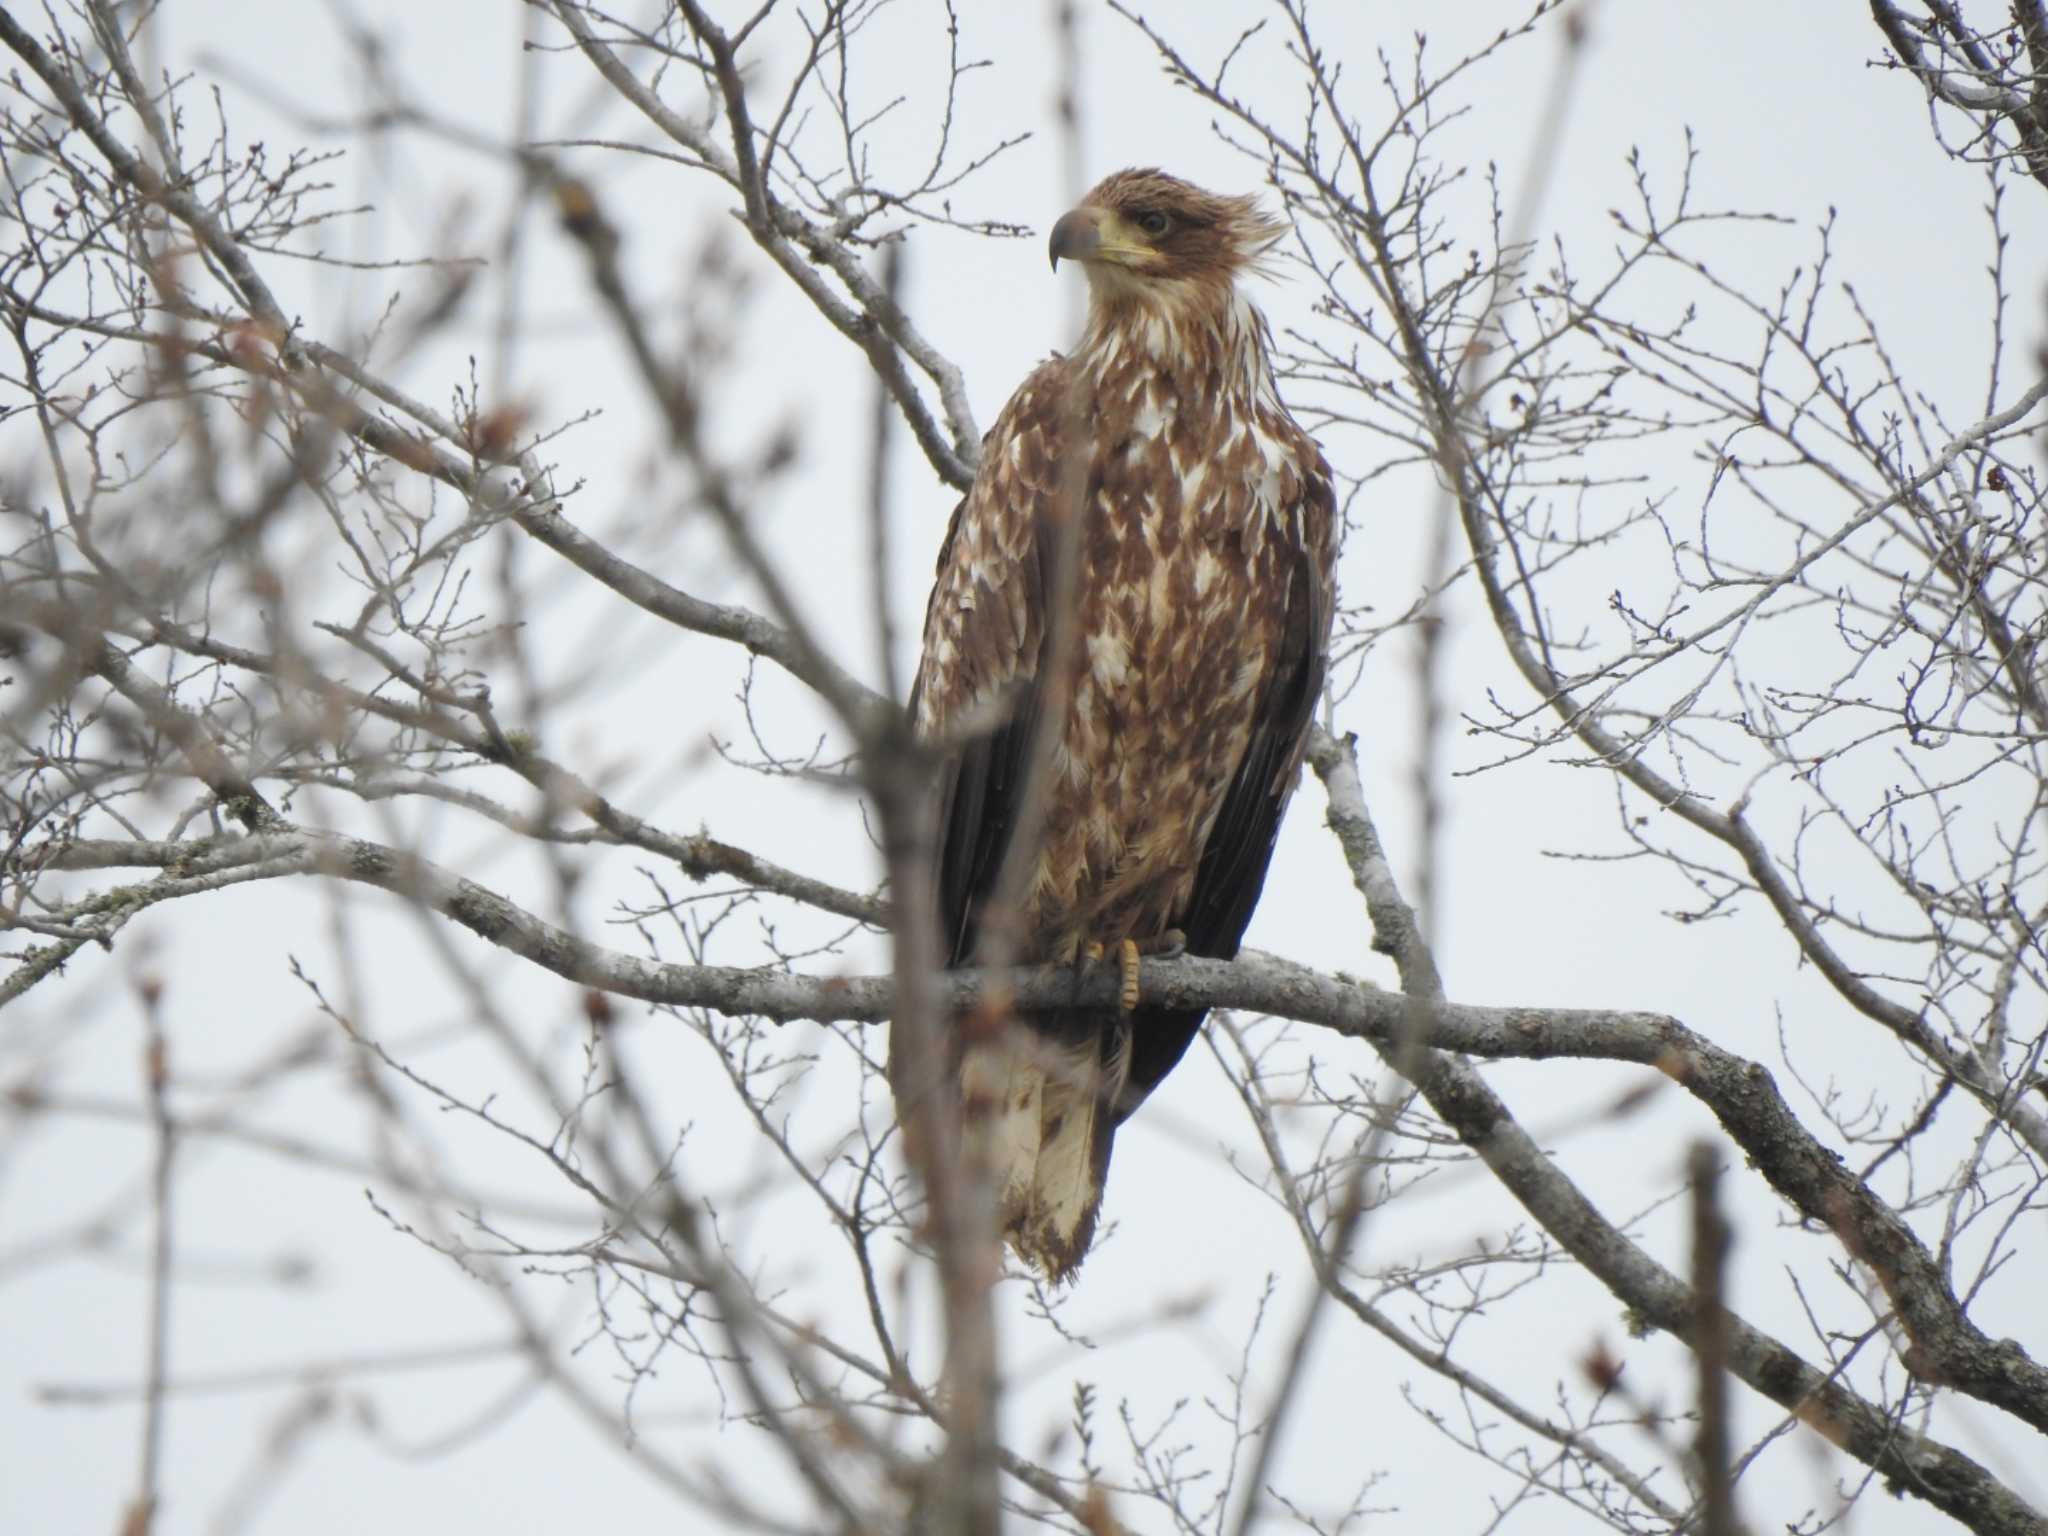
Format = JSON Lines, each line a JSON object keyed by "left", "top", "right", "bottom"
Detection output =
{"left": 1078, "top": 940, "right": 1141, "bottom": 1011}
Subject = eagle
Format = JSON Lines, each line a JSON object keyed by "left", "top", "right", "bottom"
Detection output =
{"left": 901, "top": 169, "right": 1338, "bottom": 1281}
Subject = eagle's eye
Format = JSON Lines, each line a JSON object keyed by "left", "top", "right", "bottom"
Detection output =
{"left": 1134, "top": 209, "right": 1172, "bottom": 238}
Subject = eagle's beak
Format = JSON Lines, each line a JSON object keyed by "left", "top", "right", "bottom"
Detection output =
{"left": 1048, "top": 206, "right": 1101, "bottom": 271}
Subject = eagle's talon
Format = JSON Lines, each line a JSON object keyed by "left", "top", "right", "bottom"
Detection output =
{"left": 1145, "top": 928, "right": 1187, "bottom": 959}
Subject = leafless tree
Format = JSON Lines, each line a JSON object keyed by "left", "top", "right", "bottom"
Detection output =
{"left": 5, "top": 4, "right": 2046, "bottom": 1535}
{"left": 1871, "top": 0, "right": 2048, "bottom": 193}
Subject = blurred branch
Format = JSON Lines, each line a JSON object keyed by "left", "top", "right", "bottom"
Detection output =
{"left": 549, "top": 168, "right": 893, "bottom": 741}
{"left": 541, "top": 0, "right": 982, "bottom": 491}
{"left": 128, "top": 981, "right": 174, "bottom": 1536}
{"left": 14, "top": 817, "right": 2048, "bottom": 1471}
{"left": 1687, "top": 1141, "right": 1743, "bottom": 1536}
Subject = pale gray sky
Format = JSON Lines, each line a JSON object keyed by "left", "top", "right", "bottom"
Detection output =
{"left": 5, "top": 4, "right": 2041, "bottom": 1534}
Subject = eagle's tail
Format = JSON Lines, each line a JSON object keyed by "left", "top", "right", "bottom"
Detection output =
{"left": 960, "top": 1010, "right": 1131, "bottom": 1282}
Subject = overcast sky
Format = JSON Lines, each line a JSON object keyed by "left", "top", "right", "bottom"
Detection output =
{"left": 6, "top": 3, "right": 2042, "bottom": 1533}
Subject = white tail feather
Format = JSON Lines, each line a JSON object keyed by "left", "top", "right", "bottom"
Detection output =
{"left": 960, "top": 1023, "right": 1125, "bottom": 1281}
{"left": 1023, "top": 1054, "right": 1102, "bottom": 1270}
{"left": 960, "top": 1038, "right": 1042, "bottom": 1214}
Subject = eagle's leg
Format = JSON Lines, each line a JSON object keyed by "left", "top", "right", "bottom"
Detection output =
{"left": 1114, "top": 929, "right": 1188, "bottom": 1012}
{"left": 1078, "top": 939, "right": 1141, "bottom": 1012}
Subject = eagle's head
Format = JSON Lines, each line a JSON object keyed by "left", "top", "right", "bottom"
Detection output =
{"left": 1048, "top": 168, "right": 1286, "bottom": 311}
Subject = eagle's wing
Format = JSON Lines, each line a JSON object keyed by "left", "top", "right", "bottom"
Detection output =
{"left": 1117, "top": 469, "right": 1337, "bottom": 1119}
{"left": 908, "top": 359, "right": 1070, "bottom": 967}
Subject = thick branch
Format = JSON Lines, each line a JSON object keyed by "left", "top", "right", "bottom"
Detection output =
{"left": 1870, "top": 0, "right": 2048, "bottom": 193}
{"left": 1303, "top": 731, "right": 2046, "bottom": 1536}
{"left": 15, "top": 820, "right": 2048, "bottom": 1443}
{"left": 1307, "top": 726, "right": 1442, "bottom": 998}
{"left": 9, "top": 799, "right": 2046, "bottom": 1530}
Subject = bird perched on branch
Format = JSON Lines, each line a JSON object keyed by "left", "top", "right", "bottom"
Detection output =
{"left": 900, "top": 168, "right": 1338, "bottom": 1281}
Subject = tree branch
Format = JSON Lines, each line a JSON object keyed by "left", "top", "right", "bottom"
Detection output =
{"left": 542, "top": 0, "right": 981, "bottom": 490}
{"left": 14, "top": 805, "right": 2048, "bottom": 1456}
{"left": 1304, "top": 719, "right": 2047, "bottom": 1535}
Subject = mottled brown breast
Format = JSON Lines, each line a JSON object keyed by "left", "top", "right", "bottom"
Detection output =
{"left": 912, "top": 312, "right": 1334, "bottom": 966}
{"left": 1025, "top": 365, "right": 1317, "bottom": 958}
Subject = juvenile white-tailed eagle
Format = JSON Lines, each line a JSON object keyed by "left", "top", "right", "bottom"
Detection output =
{"left": 902, "top": 169, "right": 1338, "bottom": 1280}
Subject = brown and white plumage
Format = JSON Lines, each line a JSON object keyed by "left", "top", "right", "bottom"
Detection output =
{"left": 901, "top": 169, "right": 1338, "bottom": 1281}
